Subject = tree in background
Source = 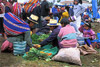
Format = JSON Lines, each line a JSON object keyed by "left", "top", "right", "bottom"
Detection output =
{"left": 97, "top": 0, "right": 100, "bottom": 5}
{"left": 57, "top": 0, "right": 61, "bottom": 3}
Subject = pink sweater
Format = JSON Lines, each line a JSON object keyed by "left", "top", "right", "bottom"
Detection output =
{"left": 58, "top": 24, "right": 77, "bottom": 48}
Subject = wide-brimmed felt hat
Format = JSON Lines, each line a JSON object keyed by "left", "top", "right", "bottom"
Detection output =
{"left": 70, "top": 16, "right": 76, "bottom": 21}
{"left": 47, "top": 19, "right": 60, "bottom": 26}
{"left": 27, "top": 14, "right": 38, "bottom": 24}
{"left": 74, "top": 0, "right": 82, "bottom": 4}
{"left": 84, "top": 22, "right": 91, "bottom": 28}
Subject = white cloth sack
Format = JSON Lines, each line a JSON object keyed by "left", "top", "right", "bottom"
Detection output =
{"left": 52, "top": 48, "right": 82, "bottom": 66}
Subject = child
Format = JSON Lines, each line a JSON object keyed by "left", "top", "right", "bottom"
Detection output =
{"left": 79, "top": 22, "right": 96, "bottom": 48}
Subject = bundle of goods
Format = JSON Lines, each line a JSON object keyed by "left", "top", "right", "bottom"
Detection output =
{"left": 52, "top": 48, "right": 82, "bottom": 66}
{"left": 13, "top": 2, "right": 21, "bottom": 17}
{"left": 23, "top": 45, "right": 58, "bottom": 60}
{"left": 3, "top": 12, "right": 30, "bottom": 35}
{"left": 3, "top": 12, "right": 30, "bottom": 55}
{"left": 24, "top": 0, "right": 40, "bottom": 13}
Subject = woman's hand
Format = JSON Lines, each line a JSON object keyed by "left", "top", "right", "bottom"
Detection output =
{"left": 33, "top": 44, "right": 41, "bottom": 48}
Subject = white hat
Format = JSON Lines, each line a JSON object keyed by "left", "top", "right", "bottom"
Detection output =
{"left": 27, "top": 14, "right": 39, "bottom": 24}
{"left": 47, "top": 19, "right": 60, "bottom": 26}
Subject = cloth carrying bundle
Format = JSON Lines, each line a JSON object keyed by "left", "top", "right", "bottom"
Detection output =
{"left": 13, "top": 2, "right": 21, "bottom": 17}
{"left": 24, "top": 0, "right": 40, "bottom": 13}
{"left": 3, "top": 12, "right": 30, "bottom": 35}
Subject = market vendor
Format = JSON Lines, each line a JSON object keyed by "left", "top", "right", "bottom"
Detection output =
{"left": 39, "top": 19, "right": 61, "bottom": 48}
{"left": 36, "top": 16, "right": 50, "bottom": 35}
{"left": 1, "top": 13, "right": 38, "bottom": 52}
{"left": 58, "top": 18, "right": 77, "bottom": 48}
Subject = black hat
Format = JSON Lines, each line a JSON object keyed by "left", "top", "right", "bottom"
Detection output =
{"left": 84, "top": 22, "right": 91, "bottom": 28}
{"left": 74, "top": 0, "right": 82, "bottom": 4}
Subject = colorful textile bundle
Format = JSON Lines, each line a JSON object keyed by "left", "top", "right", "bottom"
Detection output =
{"left": 3, "top": 12, "right": 30, "bottom": 35}
{"left": 13, "top": 2, "right": 21, "bottom": 17}
{"left": 24, "top": 0, "right": 39, "bottom": 13}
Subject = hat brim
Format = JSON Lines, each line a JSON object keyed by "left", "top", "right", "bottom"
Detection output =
{"left": 27, "top": 17, "right": 38, "bottom": 24}
{"left": 47, "top": 23, "right": 61, "bottom": 26}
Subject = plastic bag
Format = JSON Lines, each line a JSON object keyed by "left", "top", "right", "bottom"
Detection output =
{"left": 13, "top": 41, "right": 26, "bottom": 55}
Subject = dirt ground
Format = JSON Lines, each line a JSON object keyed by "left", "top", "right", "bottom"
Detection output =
{"left": 0, "top": 35, "right": 100, "bottom": 67}
{"left": 0, "top": 23, "right": 100, "bottom": 67}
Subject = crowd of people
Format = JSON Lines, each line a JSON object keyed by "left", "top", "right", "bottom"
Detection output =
{"left": 0, "top": 0, "right": 99, "bottom": 53}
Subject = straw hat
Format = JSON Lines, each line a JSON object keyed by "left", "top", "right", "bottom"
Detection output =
{"left": 47, "top": 19, "right": 60, "bottom": 26}
{"left": 27, "top": 14, "right": 39, "bottom": 24}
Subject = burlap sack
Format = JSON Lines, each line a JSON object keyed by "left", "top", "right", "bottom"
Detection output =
{"left": 79, "top": 45, "right": 98, "bottom": 55}
{"left": 52, "top": 48, "right": 82, "bottom": 66}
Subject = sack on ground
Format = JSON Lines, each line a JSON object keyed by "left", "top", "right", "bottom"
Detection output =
{"left": 79, "top": 45, "right": 98, "bottom": 55}
{"left": 52, "top": 48, "right": 82, "bottom": 66}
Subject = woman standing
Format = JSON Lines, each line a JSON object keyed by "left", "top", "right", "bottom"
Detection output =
{"left": 73, "top": 0, "right": 85, "bottom": 34}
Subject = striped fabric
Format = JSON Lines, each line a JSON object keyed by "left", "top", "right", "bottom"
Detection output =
{"left": 13, "top": 2, "right": 21, "bottom": 17}
{"left": 13, "top": 41, "right": 26, "bottom": 55}
{"left": 3, "top": 12, "right": 30, "bottom": 35}
{"left": 24, "top": 0, "right": 39, "bottom": 13}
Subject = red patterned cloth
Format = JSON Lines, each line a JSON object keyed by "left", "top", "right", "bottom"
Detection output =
{"left": 13, "top": 2, "right": 21, "bottom": 17}
{"left": 24, "top": 0, "right": 39, "bottom": 13}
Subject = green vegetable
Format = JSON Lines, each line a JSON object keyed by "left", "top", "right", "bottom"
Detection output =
{"left": 31, "top": 34, "right": 50, "bottom": 44}
{"left": 31, "top": 34, "right": 40, "bottom": 44}
{"left": 37, "top": 34, "right": 50, "bottom": 41}
{"left": 23, "top": 48, "right": 48, "bottom": 61}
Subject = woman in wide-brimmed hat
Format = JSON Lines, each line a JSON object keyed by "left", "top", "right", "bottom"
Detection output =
{"left": 38, "top": 19, "right": 61, "bottom": 48}
{"left": 36, "top": 16, "right": 51, "bottom": 35}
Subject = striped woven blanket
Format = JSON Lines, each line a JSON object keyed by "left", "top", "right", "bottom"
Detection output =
{"left": 3, "top": 12, "right": 30, "bottom": 35}
{"left": 24, "top": 0, "right": 39, "bottom": 13}
{"left": 13, "top": 2, "right": 21, "bottom": 17}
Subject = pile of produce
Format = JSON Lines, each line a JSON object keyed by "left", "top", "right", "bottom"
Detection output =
{"left": 23, "top": 34, "right": 58, "bottom": 61}
{"left": 31, "top": 34, "right": 50, "bottom": 44}
{"left": 31, "top": 34, "right": 39, "bottom": 44}
{"left": 37, "top": 34, "right": 50, "bottom": 42}
{"left": 23, "top": 47, "right": 52, "bottom": 60}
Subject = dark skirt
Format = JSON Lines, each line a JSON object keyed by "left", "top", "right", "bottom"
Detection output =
{"left": 0, "top": 17, "right": 4, "bottom": 34}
